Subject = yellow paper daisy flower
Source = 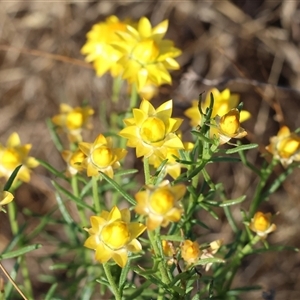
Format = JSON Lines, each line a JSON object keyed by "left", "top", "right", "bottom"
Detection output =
{"left": 181, "top": 240, "right": 201, "bottom": 265}
{"left": 84, "top": 206, "right": 146, "bottom": 268}
{"left": 214, "top": 108, "right": 247, "bottom": 144}
{"left": 249, "top": 211, "right": 276, "bottom": 239}
{"left": 184, "top": 88, "right": 251, "bottom": 127}
{"left": 119, "top": 99, "right": 184, "bottom": 159}
{"left": 61, "top": 148, "right": 86, "bottom": 177}
{"left": 112, "top": 17, "right": 182, "bottom": 91}
{"left": 52, "top": 104, "right": 94, "bottom": 143}
{"left": 135, "top": 180, "right": 186, "bottom": 230}
{"left": 79, "top": 134, "right": 127, "bottom": 178}
{"left": 81, "top": 15, "right": 130, "bottom": 77}
{"left": 266, "top": 126, "right": 300, "bottom": 167}
{"left": 0, "top": 132, "right": 39, "bottom": 182}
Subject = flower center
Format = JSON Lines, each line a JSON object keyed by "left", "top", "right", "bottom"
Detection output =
{"left": 220, "top": 111, "right": 239, "bottom": 135}
{"left": 101, "top": 221, "right": 130, "bottom": 249}
{"left": 132, "top": 40, "right": 159, "bottom": 64}
{"left": 278, "top": 137, "right": 300, "bottom": 158}
{"left": 140, "top": 117, "right": 166, "bottom": 143}
{"left": 66, "top": 111, "right": 83, "bottom": 130}
{"left": 254, "top": 215, "right": 270, "bottom": 232}
{"left": 149, "top": 189, "right": 174, "bottom": 215}
{"left": 91, "top": 147, "right": 114, "bottom": 168}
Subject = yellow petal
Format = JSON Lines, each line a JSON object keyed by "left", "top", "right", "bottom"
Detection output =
{"left": 95, "top": 243, "right": 112, "bottom": 263}
{"left": 127, "top": 239, "right": 142, "bottom": 253}
{"left": 112, "top": 250, "right": 128, "bottom": 268}
{"left": 7, "top": 132, "right": 21, "bottom": 147}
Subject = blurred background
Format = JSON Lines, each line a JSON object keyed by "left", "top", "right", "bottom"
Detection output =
{"left": 1, "top": 1, "right": 300, "bottom": 299}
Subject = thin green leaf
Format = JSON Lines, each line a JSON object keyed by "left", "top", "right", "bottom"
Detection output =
{"left": 191, "top": 130, "right": 213, "bottom": 143}
{"left": 223, "top": 143, "right": 258, "bottom": 154}
{"left": 209, "top": 156, "right": 241, "bottom": 163}
{"left": 44, "top": 283, "right": 58, "bottom": 300}
{"left": 38, "top": 159, "right": 68, "bottom": 180}
{"left": 226, "top": 285, "right": 262, "bottom": 295}
{"left": 160, "top": 235, "right": 184, "bottom": 242}
{"left": 219, "top": 195, "right": 246, "bottom": 207}
{"left": 46, "top": 118, "right": 64, "bottom": 152}
{"left": 52, "top": 181, "right": 94, "bottom": 211}
{"left": 0, "top": 244, "right": 42, "bottom": 259}
{"left": 101, "top": 172, "right": 136, "bottom": 205}
{"left": 3, "top": 165, "right": 22, "bottom": 191}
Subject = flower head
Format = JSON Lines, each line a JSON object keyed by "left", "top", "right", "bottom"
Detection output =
{"left": 79, "top": 134, "right": 127, "bottom": 178}
{"left": 0, "top": 133, "right": 39, "bottom": 183}
{"left": 84, "top": 206, "right": 146, "bottom": 268}
{"left": 0, "top": 191, "right": 14, "bottom": 212}
{"left": 135, "top": 180, "right": 186, "bottom": 230}
{"left": 181, "top": 240, "right": 201, "bottom": 265}
{"left": 184, "top": 88, "right": 251, "bottom": 127}
{"left": 52, "top": 104, "right": 94, "bottom": 143}
{"left": 119, "top": 99, "right": 184, "bottom": 159}
{"left": 215, "top": 108, "right": 247, "bottom": 144}
{"left": 249, "top": 212, "right": 276, "bottom": 239}
{"left": 149, "top": 137, "right": 194, "bottom": 179}
{"left": 266, "top": 126, "right": 300, "bottom": 167}
{"left": 112, "top": 17, "right": 182, "bottom": 91}
{"left": 81, "top": 16, "right": 131, "bottom": 77}
{"left": 61, "top": 148, "right": 86, "bottom": 177}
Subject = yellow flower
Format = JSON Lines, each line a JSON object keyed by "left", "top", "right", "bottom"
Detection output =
{"left": 112, "top": 17, "right": 182, "bottom": 91}
{"left": 79, "top": 134, "right": 127, "bottom": 178}
{"left": 0, "top": 133, "right": 39, "bottom": 182}
{"left": 184, "top": 88, "right": 251, "bottom": 127}
{"left": 119, "top": 99, "right": 184, "bottom": 159}
{"left": 0, "top": 191, "right": 14, "bottom": 212}
{"left": 215, "top": 108, "right": 247, "bottom": 144}
{"left": 249, "top": 212, "right": 276, "bottom": 239}
{"left": 81, "top": 15, "right": 130, "bottom": 77}
{"left": 266, "top": 126, "right": 300, "bottom": 168}
{"left": 149, "top": 138, "right": 194, "bottom": 179}
{"left": 52, "top": 104, "right": 94, "bottom": 143}
{"left": 61, "top": 148, "right": 86, "bottom": 177}
{"left": 181, "top": 240, "right": 201, "bottom": 265}
{"left": 135, "top": 180, "right": 186, "bottom": 230}
{"left": 84, "top": 206, "right": 146, "bottom": 268}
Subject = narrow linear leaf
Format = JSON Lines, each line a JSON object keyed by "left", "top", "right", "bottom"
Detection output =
{"left": 219, "top": 195, "right": 246, "bottom": 207}
{"left": 191, "top": 130, "right": 213, "bottom": 143}
{"left": 224, "top": 143, "right": 258, "bottom": 154}
{"left": 3, "top": 165, "right": 22, "bottom": 191}
{"left": 52, "top": 181, "right": 94, "bottom": 211}
{"left": 44, "top": 283, "right": 58, "bottom": 300}
{"left": 160, "top": 235, "right": 184, "bottom": 242}
{"left": 101, "top": 172, "right": 136, "bottom": 205}
{"left": 0, "top": 244, "right": 42, "bottom": 259}
{"left": 38, "top": 158, "right": 68, "bottom": 180}
{"left": 209, "top": 157, "right": 241, "bottom": 163}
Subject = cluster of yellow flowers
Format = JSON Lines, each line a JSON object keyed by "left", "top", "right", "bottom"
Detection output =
{"left": 81, "top": 16, "right": 181, "bottom": 99}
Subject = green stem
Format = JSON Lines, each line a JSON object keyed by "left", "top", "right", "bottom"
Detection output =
{"left": 20, "top": 258, "right": 33, "bottom": 299}
{"left": 147, "top": 230, "right": 171, "bottom": 286}
{"left": 102, "top": 263, "right": 121, "bottom": 300}
{"left": 143, "top": 157, "right": 151, "bottom": 185}
{"left": 71, "top": 176, "right": 88, "bottom": 224}
{"left": 92, "top": 176, "right": 101, "bottom": 213}
{"left": 129, "top": 83, "right": 138, "bottom": 110}
{"left": 8, "top": 202, "right": 18, "bottom": 236}
{"left": 112, "top": 76, "right": 123, "bottom": 104}
{"left": 249, "top": 158, "right": 278, "bottom": 217}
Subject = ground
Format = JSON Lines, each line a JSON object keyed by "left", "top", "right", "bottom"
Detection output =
{"left": 1, "top": 1, "right": 300, "bottom": 299}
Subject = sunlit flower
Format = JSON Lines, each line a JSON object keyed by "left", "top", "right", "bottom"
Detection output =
{"left": 61, "top": 148, "right": 86, "bottom": 177}
{"left": 266, "top": 126, "right": 300, "bottom": 168}
{"left": 119, "top": 99, "right": 184, "bottom": 159}
{"left": 81, "top": 15, "right": 131, "bottom": 77}
{"left": 184, "top": 88, "right": 251, "bottom": 127}
{"left": 52, "top": 104, "right": 94, "bottom": 143}
{"left": 0, "top": 191, "right": 14, "bottom": 212}
{"left": 214, "top": 108, "right": 247, "bottom": 144}
{"left": 181, "top": 240, "right": 201, "bottom": 265}
{"left": 79, "top": 134, "right": 127, "bottom": 178}
{"left": 112, "top": 17, "right": 182, "bottom": 91}
{"left": 249, "top": 212, "right": 276, "bottom": 239}
{"left": 200, "top": 240, "right": 223, "bottom": 271}
{"left": 0, "top": 133, "right": 39, "bottom": 183}
{"left": 135, "top": 180, "right": 186, "bottom": 230}
{"left": 84, "top": 206, "right": 146, "bottom": 268}
{"left": 149, "top": 137, "right": 194, "bottom": 179}
{"left": 162, "top": 240, "right": 176, "bottom": 265}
